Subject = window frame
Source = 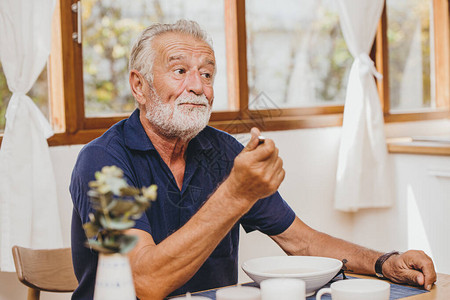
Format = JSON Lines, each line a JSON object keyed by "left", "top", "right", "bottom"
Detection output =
{"left": 1, "top": 0, "right": 448, "bottom": 146}
{"left": 376, "top": 0, "right": 450, "bottom": 123}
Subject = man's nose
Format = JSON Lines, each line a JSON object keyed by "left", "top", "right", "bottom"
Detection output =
{"left": 185, "top": 71, "right": 203, "bottom": 95}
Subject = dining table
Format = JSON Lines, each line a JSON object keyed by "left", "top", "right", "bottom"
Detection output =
{"left": 170, "top": 273, "right": 450, "bottom": 300}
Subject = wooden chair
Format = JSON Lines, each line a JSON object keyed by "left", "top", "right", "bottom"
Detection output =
{"left": 12, "top": 245, "right": 79, "bottom": 300}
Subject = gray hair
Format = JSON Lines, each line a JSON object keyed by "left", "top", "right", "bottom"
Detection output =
{"left": 129, "top": 20, "right": 213, "bottom": 84}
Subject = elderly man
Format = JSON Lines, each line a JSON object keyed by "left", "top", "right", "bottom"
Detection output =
{"left": 70, "top": 20, "right": 436, "bottom": 299}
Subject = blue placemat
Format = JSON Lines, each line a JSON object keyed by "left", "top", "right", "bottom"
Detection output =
{"left": 190, "top": 275, "right": 428, "bottom": 300}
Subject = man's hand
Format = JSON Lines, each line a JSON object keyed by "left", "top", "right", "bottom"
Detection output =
{"left": 225, "top": 127, "right": 285, "bottom": 208}
{"left": 382, "top": 250, "right": 436, "bottom": 290}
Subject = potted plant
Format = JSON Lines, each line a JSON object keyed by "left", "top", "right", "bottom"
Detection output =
{"left": 83, "top": 165, "right": 157, "bottom": 300}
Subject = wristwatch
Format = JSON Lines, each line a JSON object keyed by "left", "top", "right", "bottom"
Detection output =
{"left": 375, "top": 251, "right": 400, "bottom": 278}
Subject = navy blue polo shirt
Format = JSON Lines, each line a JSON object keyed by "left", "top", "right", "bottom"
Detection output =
{"left": 70, "top": 109, "right": 295, "bottom": 299}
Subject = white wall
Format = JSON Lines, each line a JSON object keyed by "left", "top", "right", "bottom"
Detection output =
{"left": 1, "top": 120, "right": 449, "bottom": 299}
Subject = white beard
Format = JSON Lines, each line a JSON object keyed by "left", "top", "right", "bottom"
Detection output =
{"left": 145, "top": 90, "right": 212, "bottom": 140}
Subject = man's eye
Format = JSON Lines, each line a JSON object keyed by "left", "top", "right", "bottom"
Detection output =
{"left": 201, "top": 73, "right": 211, "bottom": 79}
{"left": 174, "top": 69, "right": 185, "bottom": 75}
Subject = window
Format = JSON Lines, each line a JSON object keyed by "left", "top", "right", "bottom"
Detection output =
{"left": 1, "top": 0, "right": 448, "bottom": 146}
{"left": 387, "top": 0, "right": 434, "bottom": 112}
{"left": 81, "top": 0, "right": 229, "bottom": 116}
{"left": 377, "top": 0, "right": 449, "bottom": 122}
{"left": 245, "top": 0, "right": 352, "bottom": 109}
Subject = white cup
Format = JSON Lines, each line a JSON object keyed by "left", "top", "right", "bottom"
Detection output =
{"left": 216, "top": 285, "right": 261, "bottom": 300}
{"left": 260, "top": 278, "right": 305, "bottom": 300}
{"left": 316, "top": 279, "right": 390, "bottom": 300}
{"left": 172, "top": 292, "right": 211, "bottom": 299}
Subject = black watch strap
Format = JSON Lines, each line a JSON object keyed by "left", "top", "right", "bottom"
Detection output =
{"left": 375, "top": 251, "right": 400, "bottom": 278}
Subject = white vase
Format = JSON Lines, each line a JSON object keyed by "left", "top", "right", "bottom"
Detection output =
{"left": 93, "top": 253, "right": 136, "bottom": 300}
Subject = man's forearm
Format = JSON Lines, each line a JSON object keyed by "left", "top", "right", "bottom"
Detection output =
{"left": 129, "top": 181, "right": 251, "bottom": 299}
{"left": 271, "top": 217, "right": 382, "bottom": 276}
{"left": 305, "top": 230, "right": 382, "bottom": 275}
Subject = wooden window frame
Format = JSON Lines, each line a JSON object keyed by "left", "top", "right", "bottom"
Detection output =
{"left": 376, "top": 0, "right": 450, "bottom": 123}
{"left": 1, "top": 0, "right": 448, "bottom": 146}
{"left": 49, "top": 0, "right": 344, "bottom": 147}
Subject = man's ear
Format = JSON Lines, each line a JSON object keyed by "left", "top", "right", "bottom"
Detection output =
{"left": 129, "top": 70, "right": 148, "bottom": 106}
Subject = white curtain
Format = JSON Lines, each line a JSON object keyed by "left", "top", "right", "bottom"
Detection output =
{"left": 0, "top": 0, "right": 62, "bottom": 271}
{"left": 334, "top": 0, "right": 393, "bottom": 212}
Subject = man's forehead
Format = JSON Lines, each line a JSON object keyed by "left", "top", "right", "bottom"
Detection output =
{"left": 153, "top": 32, "right": 215, "bottom": 63}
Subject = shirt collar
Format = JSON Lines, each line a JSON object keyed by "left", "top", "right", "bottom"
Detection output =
{"left": 124, "top": 109, "right": 156, "bottom": 151}
{"left": 124, "top": 109, "right": 213, "bottom": 152}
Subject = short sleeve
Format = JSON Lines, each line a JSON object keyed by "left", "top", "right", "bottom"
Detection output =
{"left": 240, "top": 192, "right": 296, "bottom": 236}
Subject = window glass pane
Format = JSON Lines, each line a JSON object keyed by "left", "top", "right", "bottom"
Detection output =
{"left": 82, "top": 0, "right": 228, "bottom": 117}
{"left": 246, "top": 0, "right": 352, "bottom": 109}
{"left": 387, "top": 0, "right": 435, "bottom": 112}
{"left": 0, "top": 62, "right": 49, "bottom": 133}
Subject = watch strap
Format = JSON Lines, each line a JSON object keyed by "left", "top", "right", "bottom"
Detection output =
{"left": 375, "top": 251, "right": 400, "bottom": 278}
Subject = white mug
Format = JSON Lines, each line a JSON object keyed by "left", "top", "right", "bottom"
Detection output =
{"left": 172, "top": 292, "right": 211, "bottom": 299}
{"left": 216, "top": 285, "right": 261, "bottom": 300}
{"left": 260, "top": 278, "right": 305, "bottom": 300}
{"left": 316, "top": 279, "right": 390, "bottom": 300}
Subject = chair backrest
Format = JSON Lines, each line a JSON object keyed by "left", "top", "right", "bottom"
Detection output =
{"left": 12, "top": 245, "right": 78, "bottom": 298}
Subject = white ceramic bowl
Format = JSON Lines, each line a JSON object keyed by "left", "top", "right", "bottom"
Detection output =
{"left": 242, "top": 256, "right": 342, "bottom": 296}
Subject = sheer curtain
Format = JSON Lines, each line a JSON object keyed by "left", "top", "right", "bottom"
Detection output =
{"left": 0, "top": 0, "right": 62, "bottom": 271}
{"left": 334, "top": 0, "right": 394, "bottom": 212}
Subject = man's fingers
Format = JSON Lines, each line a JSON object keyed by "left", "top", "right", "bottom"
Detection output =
{"left": 244, "top": 127, "right": 261, "bottom": 151}
{"left": 421, "top": 260, "right": 437, "bottom": 290}
{"left": 242, "top": 128, "right": 278, "bottom": 162}
{"left": 405, "top": 250, "right": 437, "bottom": 290}
{"left": 416, "top": 272, "right": 425, "bottom": 286}
{"left": 403, "top": 269, "right": 425, "bottom": 286}
{"left": 274, "top": 158, "right": 285, "bottom": 182}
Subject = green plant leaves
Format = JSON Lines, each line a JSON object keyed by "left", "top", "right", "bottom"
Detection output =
{"left": 83, "top": 165, "right": 157, "bottom": 254}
